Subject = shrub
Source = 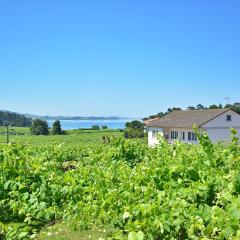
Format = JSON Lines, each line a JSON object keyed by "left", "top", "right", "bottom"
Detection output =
{"left": 52, "top": 120, "right": 62, "bottom": 135}
{"left": 92, "top": 125, "right": 100, "bottom": 130}
{"left": 124, "top": 128, "right": 144, "bottom": 138}
{"left": 124, "top": 120, "right": 144, "bottom": 138}
{"left": 30, "top": 119, "right": 49, "bottom": 135}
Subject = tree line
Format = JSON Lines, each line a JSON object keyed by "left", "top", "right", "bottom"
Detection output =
{"left": 0, "top": 111, "right": 32, "bottom": 127}
{"left": 143, "top": 102, "right": 240, "bottom": 120}
{"left": 30, "top": 120, "right": 109, "bottom": 135}
{"left": 31, "top": 119, "right": 63, "bottom": 135}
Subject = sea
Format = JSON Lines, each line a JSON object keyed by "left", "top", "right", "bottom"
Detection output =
{"left": 47, "top": 118, "right": 140, "bottom": 130}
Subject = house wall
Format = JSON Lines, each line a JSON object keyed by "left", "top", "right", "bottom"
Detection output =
{"left": 148, "top": 127, "right": 198, "bottom": 146}
{"left": 167, "top": 128, "right": 198, "bottom": 144}
{"left": 201, "top": 110, "right": 240, "bottom": 142}
{"left": 204, "top": 128, "right": 238, "bottom": 143}
{"left": 148, "top": 127, "right": 164, "bottom": 146}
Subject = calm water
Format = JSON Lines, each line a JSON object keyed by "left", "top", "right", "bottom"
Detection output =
{"left": 47, "top": 119, "right": 140, "bottom": 130}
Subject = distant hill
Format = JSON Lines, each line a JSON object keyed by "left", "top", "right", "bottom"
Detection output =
{"left": 0, "top": 110, "right": 131, "bottom": 126}
{"left": 24, "top": 113, "right": 129, "bottom": 121}
{"left": 0, "top": 110, "right": 32, "bottom": 127}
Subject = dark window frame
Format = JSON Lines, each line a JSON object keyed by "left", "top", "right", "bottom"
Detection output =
{"left": 188, "top": 132, "right": 191, "bottom": 141}
{"left": 171, "top": 131, "right": 178, "bottom": 139}
{"left": 152, "top": 130, "right": 155, "bottom": 138}
{"left": 182, "top": 132, "right": 185, "bottom": 140}
{"left": 226, "top": 115, "right": 232, "bottom": 121}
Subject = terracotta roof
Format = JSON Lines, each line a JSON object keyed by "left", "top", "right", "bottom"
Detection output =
{"left": 145, "top": 108, "right": 231, "bottom": 128}
{"left": 143, "top": 117, "right": 161, "bottom": 125}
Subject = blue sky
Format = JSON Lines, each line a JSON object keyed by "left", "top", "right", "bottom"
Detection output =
{"left": 0, "top": 0, "right": 239, "bottom": 117}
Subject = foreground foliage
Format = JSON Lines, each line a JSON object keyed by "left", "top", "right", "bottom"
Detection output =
{"left": 0, "top": 131, "right": 240, "bottom": 239}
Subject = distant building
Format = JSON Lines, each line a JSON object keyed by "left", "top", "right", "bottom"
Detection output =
{"left": 145, "top": 108, "right": 240, "bottom": 146}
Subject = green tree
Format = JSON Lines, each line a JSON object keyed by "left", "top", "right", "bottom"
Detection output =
{"left": 0, "top": 111, "right": 32, "bottom": 127}
{"left": 187, "top": 106, "right": 196, "bottom": 110}
{"left": 92, "top": 125, "right": 100, "bottom": 130}
{"left": 167, "top": 107, "right": 182, "bottom": 113}
{"left": 125, "top": 120, "right": 144, "bottom": 130}
{"left": 197, "top": 104, "right": 205, "bottom": 110}
{"left": 209, "top": 104, "right": 219, "bottom": 109}
{"left": 223, "top": 103, "right": 240, "bottom": 114}
{"left": 231, "top": 103, "right": 240, "bottom": 114}
{"left": 124, "top": 128, "right": 144, "bottom": 138}
{"left": 144, "top": 107, "right": 181, "bottom": 121}
{"left": 148, "top": 112, "right": 165, "bottom": 119}
{"left": 101, "top": 125, "right": 108, "bottom": 129}
{"left": 31, "top": 119, "right": 49, "bottom": 135}
{"left": 224, "top": 104, "right": 232, "bottom": 109}
{"left": 156, "top": 112, "right": 165, "bottom": 117}
{"left": 52, "top": 120, "right": 62, "bottom": 135}
{"left": 124, "top": 120, "right": 144, "bottom": 139}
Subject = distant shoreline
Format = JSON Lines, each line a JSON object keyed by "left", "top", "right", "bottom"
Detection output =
{"left": 26, "top": 116, "right": 132, "bottom": 121}
{"left": 46, "top": 118, "right": 141, "bottom": 130}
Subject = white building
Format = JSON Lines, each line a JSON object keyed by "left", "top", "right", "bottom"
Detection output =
{"left": 145, "top": 108, "right": 240, "bottom": 146}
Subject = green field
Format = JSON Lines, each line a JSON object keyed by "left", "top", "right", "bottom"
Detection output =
{"left": 0, "top": 127, "right": 129, "bottom": 148}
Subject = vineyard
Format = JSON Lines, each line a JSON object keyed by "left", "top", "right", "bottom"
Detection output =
{"left": 1, "top": 130, "right": 240, "bottom": 239}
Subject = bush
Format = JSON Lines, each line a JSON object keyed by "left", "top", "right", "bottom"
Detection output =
{"left": 125, "top": 120, "right": 144, "bottom": 130}
{"left": 124, "top": 120, "right": 144, "bottom": 138}
{"left": 52, "top": 120, "right": 62, "bottom": 135}
{"left": 30, "top": 119, "right": 49, "bottom": 135}
{"left": 92, "top": 125, "right": 100, "bottom": 130}
{"left": 124, "top": 128, "right": 144, "bottom": 139}
{"left": 101, "top": 125, "right": 108, "bottom": 130}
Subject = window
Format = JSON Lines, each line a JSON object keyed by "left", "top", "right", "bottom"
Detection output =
{"left": 188, "top": 132, "right": 197, "bottom": 141}
{"left": 182, "top": 132, "right": 185, "bottom": 140}
{"left": 194, "top": 133, "right": 198, "bottom": 141}
{"left": 152, "top": 130, "right": 159, "bottom": 138}
{"left": 175, "top": 131, "right": 178, "bottom": 139}
{"left": 152, "top": 130, "right": 156, "bottom": 138}
{"left": 226, "top": 115, "right": 232, "bottom": 121}
{"left": 188, "top": 132, "right": 191, "bottom": 141}
{"left": 171, "top": 131, "right": 178, "bottom": 139}
{"left": 192, "top": 132, "right": 197, "bottom": 141}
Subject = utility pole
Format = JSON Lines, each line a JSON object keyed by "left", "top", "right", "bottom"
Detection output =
{"left": 6, "top": 124, "right": 9, "bottom": 143}
{"left": 224, "top": 97, "right": 230, "bottom": 105}
{"left": 6, "top": 122, "right": 10, "bottom": 143}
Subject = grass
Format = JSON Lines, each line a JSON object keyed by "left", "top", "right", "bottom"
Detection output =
{"left": 38, "top": 223, "right": 109, "bottom": 240}
{"left": 0, "top": 126, "right": 147, "bottom": 148}
{"left": 0, "top": 127, "right": 125, "bottom": 148}
{"left": 0, "top": 126, "right": 30, "bottom": 135}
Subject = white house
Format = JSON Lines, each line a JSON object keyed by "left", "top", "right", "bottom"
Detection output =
{"left": 145, "top": 108, "right": 240, "bottom": 146}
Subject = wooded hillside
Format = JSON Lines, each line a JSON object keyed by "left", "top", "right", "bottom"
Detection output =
{"left": 0, "top": 111, "right": 32, "bottom": 127}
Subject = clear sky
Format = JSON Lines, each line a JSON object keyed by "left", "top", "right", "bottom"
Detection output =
{"left": 0, "top": 0, "right": 239, "bottom": 117}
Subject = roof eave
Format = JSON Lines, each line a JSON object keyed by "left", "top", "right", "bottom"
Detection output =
{"left": 199, "top": 108, "right": 231, "bottom": 127}
{"left": 147, "top": 124, "right": 200, "bottom": 129}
